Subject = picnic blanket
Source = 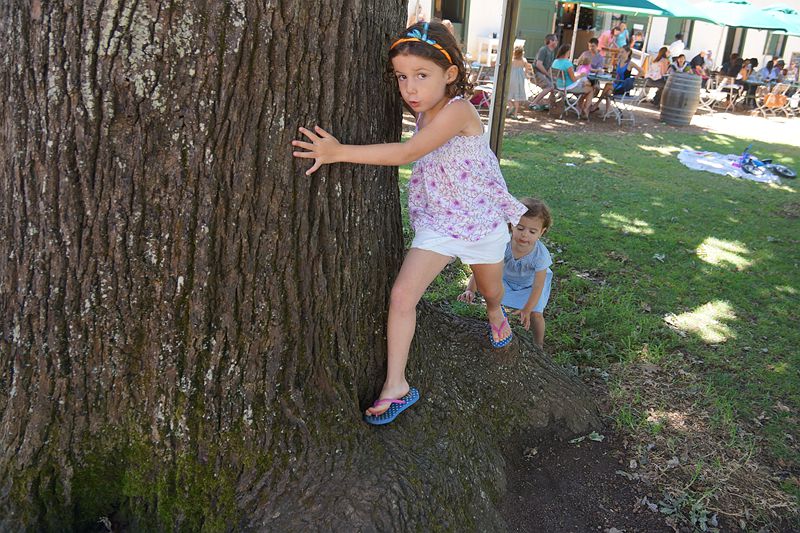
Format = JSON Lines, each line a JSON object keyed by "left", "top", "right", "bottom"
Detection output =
{"left": 677, "top": 149, "right": 781, "bottom": 184}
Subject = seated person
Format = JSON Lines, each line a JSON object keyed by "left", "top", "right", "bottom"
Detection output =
{"left": 575, "top": 54, "right": 593, "bottom": 77}
{"left": 669, "top": 54, "right": 692, "bottom": 74}
{"left": 770, "top": 60, "right": 785, "bottom": 82}
{"left": 551, "top": 43, "right": 595, "bottom": 118}
{"left": 722, "top": 53, "right": 743, "bottom": 78}
{"left": 690, "top": 50, "right": 709, "bottom": 87}
{"left": 736, "top": 58, "right": 756, "bottom": 81}
{"left": 596, "top": 46, "right": 641, "bottom": 114}
{"left": 645, "top": 46, "right": 670, "bottom": 105}
{"left": 576, "top": 38, "right": 605, "bottom": 74}
{"left": 529, "top": 33, "right": 558, "bottom": 111}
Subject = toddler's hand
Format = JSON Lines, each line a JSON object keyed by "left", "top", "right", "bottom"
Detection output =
{"left": 511, "top": 308, "right": 531, "bottom": 330}
{"left": 457, "top": 289, "right": 475, "bottom": 304}
{"left": 292, "top": 126, "right": 341, "bottom": 175}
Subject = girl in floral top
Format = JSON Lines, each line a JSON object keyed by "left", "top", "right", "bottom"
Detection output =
{"left": 293, "top": 21, "right": 526, "bottom": 425}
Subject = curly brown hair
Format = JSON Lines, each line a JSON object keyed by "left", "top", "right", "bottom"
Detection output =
{"left": 387, "top": 21, "right": 472, "bottom": 98}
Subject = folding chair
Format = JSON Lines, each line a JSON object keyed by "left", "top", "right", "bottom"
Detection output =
{"left": 471, "top": 83, "right": 494, "bottom": 109}
{"left": 630, "top": 77, "right": 651, "bottom": 105}
{"left": 714, "top": 76, "right": 740, "bottom": 112}
{"left": 752, "top": 84, "right": 771, "bottom": 117}
{"left": 602, "top": 86, "right": 636, "bottom": 126}
{"left": 753, "top": 83, "right": 791, "bottom": 118}
{"left": 788, "top": 91, "right": 800, "bottom": 118}
{"left": 769, "top": 83, "right": 792, "bottom": 118}
{"left": 550, "top": 67, "right": 581, "bottom": 119}
{"left": 698, "top": 77, "right": 724, "bottom": 112}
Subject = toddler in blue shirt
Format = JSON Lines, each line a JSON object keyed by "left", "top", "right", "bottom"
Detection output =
{"left": 459, "top": 198, "right": 553, "bottom": 347}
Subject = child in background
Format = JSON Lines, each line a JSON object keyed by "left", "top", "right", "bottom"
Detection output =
{"left": 459, "top": 198, "right": 553, "bottom": 347}
{"left": 293, "top": 22, "right": 527, "bottom": 425}
{"left": 507, "top": 46, "right": 534, "bottom": 119}
{"left": 575, "top": 54, "right": 593, "bottom": 77}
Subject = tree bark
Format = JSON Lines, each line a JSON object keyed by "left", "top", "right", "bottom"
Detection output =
{"left": 0, "top": 1, "right": 598, "bottom": 530}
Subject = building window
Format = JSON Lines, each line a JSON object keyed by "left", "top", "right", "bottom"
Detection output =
{"left": 764, "top": 32, "right": 787, "bottom": 58}
{"left": 440, "top": 0, "right": 466, "bottom": 23}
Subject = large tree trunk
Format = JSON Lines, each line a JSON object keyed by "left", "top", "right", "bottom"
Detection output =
{"left": 0, "top": 1, "right": 598, "bottom": 530}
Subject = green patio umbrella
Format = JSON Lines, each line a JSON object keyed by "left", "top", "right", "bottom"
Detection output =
{"left": 764, "top": 4, "right": 800, "bottom": 35}
{"left": 577, "top": 0, "right": 668, "bottom": 16}
{"left": 694, "top": 0, "right": 789, "bottom": 30}
{"left": 647, "top": 0, "right": 718, "bottom": 24}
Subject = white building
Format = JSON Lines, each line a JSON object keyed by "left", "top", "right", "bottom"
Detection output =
{"left": 408, "top": 0, "right": 800, "bottom": 71}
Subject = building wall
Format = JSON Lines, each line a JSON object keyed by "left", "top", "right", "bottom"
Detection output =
{"left": 688, "top": 21, "right": 723, "bottom": 68}
{"left": 647, "top": 17, "right": 668, "bottom": 54}
{"left": 742, "top": 29, "right": 769, "bottom": 62}
{"left": 465, "top": 0, "right": 504, "bottom": 60}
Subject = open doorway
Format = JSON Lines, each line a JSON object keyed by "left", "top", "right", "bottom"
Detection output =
{"left": 432, "top": 0, "right": 471, "bottom": 45}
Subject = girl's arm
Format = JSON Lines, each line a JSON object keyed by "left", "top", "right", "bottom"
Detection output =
{"left": 292, "top": 99, "right": 477, "bottom": 175}
{"left": 567, "top": 66, "right": 580, "bottom": 82}
{"left": 513, "top": 269, "right": 547, "bottom": 330}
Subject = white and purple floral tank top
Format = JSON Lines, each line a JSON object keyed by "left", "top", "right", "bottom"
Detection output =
{"left": 408, "top": 98, "right": 527, "bottom": 242}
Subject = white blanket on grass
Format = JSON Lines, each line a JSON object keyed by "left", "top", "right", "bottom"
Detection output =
{"left": 677, "top": 149, "right": 781, "bottom": 184}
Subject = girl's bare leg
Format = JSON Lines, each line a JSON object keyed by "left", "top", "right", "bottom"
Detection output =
{"left": 470, "top": 262, "right": 511, "bottom": 343}
{"left": 366, "top": 248, "right": 452, "bottom": 416}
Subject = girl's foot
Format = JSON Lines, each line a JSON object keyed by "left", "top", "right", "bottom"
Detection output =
{"left": 487, "top": 306, "right": 512, "bottom": 345}
{"left": 365, "top": 381, "right": 410, "bottom": 417}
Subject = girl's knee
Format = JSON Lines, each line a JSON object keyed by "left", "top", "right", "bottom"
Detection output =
{"left": 389, "top": 283, "right": 420, "bottom": 312}
{"left": 479, "top": 282, "right": 503, "bottom": 302}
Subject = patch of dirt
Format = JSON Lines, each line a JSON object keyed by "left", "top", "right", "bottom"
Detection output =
{"left": 500, "top": 427, "right": 676, "bottom": 533}
{"left": 777, "top": 202, "right": 800, "bottom": 219}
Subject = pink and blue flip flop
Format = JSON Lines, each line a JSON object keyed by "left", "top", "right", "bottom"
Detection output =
{"left": 363, "top": 388, "right": 420, "bottom": 426}
{"left": 489, "top": 307, "right": 513, "bottom": 348}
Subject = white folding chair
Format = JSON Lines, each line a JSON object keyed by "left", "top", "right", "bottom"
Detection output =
{"left": 631, "top": 76, "right": 651, "bottom": 105}
{"left": 550, "top": 68, "right": 581, "bottom": 119}
{"left": 714, "top": 76, "right": 740, "bottom": 112}
{"left": 603, "top": 86, "right": 636, "bottom": 126}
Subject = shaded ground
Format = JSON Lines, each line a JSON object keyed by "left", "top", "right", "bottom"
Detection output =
{"left": 500, "top": 427, "right": 674, "bottom": 533}
{"left": 498, "top": 101, "right": 800, "bottom": 147}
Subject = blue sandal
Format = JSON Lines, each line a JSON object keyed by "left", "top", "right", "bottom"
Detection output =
{"left": 363, "top": 388, "right": 420, "bottom": 426}
{"left": 489, "top": 307, "right": 513, "bottom": 348}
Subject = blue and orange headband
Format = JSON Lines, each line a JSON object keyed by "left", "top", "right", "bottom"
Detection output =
{"left": 390, "top": 22, "right": 453, "bottom": 64}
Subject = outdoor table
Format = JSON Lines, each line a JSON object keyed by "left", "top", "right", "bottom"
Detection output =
{"left": 587, "top": 73, "right": 614, "bottom": 92}
{"left": 587, "top": 73, "right": 613, "bottom": 82}
{"left": 740, "top": 79, "right": 764, "bottom": 108}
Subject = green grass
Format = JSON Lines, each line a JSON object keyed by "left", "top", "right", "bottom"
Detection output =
{"left": 400, "top": 131, "right": 799, "bottom": 501}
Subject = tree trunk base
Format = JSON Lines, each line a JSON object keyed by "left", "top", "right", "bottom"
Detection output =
{"left": 254, "top": 303, "right": 600, "bottom": 530}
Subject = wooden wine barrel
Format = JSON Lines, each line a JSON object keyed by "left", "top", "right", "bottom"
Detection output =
{"left": 660, "top": 73, "right": 702, "bottom": 126}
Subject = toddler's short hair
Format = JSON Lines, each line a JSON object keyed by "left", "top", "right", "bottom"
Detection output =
{"left": 519, "top": 197, "right": 552, "bottom": 230}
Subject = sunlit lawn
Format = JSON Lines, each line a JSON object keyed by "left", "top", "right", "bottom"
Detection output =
{"left": 400, "top": 131, "right": 799, "bottom": 518}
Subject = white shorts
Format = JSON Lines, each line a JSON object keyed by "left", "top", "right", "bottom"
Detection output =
{"left": 410, "top": 224, "right": 510, "bottom": 265}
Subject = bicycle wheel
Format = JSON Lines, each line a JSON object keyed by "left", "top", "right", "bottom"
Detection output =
{"left": 769, "top": 164, "right": 797, "bottom": 179}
